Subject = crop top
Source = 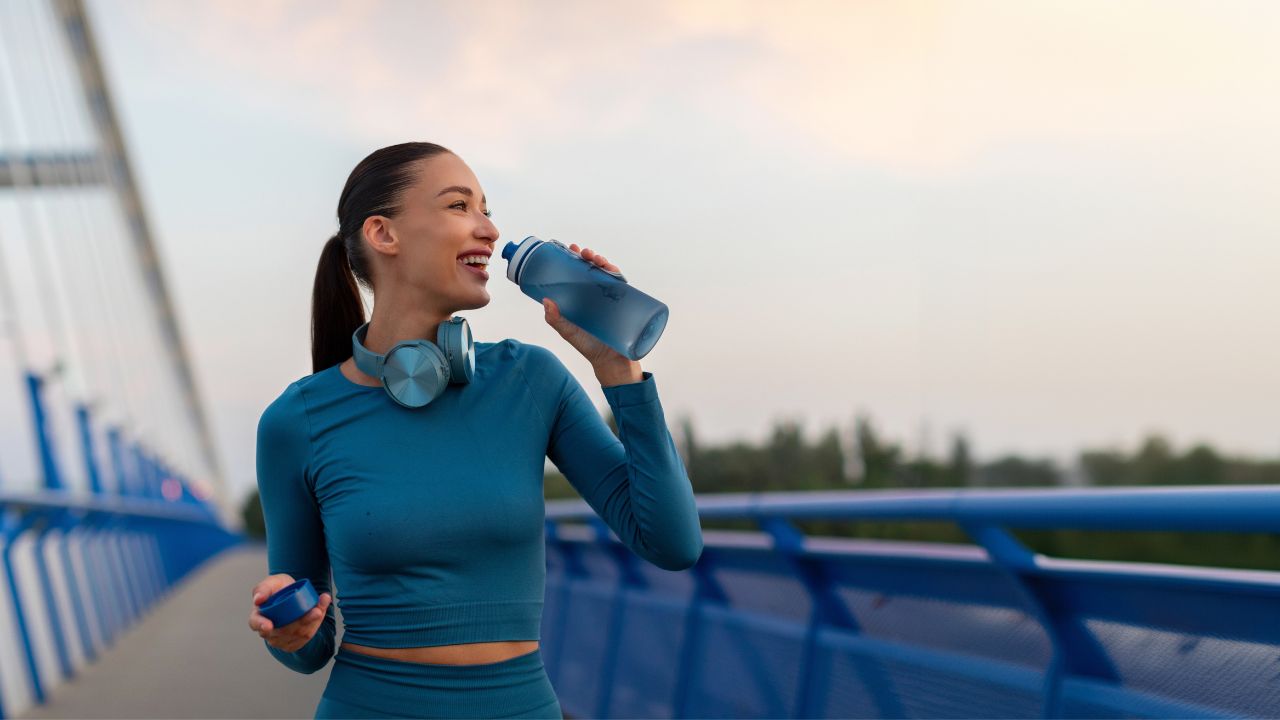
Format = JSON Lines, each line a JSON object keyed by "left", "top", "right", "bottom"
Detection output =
{"left": 255, "top": 338, "right": 704, "bottom": 674}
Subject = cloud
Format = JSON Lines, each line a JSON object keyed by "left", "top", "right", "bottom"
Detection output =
{"left": 661, "top": 0, "right": 1280, "bottom": 173}
{"left": 117, "top": 0, "right": 1280, "bottom": 177}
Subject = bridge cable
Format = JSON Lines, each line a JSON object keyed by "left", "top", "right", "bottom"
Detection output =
{"left": 26, "top": 0, "right": 147, "bottom": 463}
{"left": 0, "top": 1, "right": 76, "bottom": 389}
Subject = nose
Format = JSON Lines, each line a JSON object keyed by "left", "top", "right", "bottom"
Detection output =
{"left": 476, "top": 212, "right": 498, "bottom": 244}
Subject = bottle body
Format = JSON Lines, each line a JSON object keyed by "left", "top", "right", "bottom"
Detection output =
{"left": 502, "top": 236, "right": 668, "bottom": 361}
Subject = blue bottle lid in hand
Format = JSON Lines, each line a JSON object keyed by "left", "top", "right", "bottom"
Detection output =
{"left": 259, "top": 578, "right": 320, "bottom": 628}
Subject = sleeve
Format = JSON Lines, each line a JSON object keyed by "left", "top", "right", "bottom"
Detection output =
{"left": 255, "top": 383, "right": 337, "bottom": 674}
{"left": 523, "top": 344, "right": 703, "bottom": 571}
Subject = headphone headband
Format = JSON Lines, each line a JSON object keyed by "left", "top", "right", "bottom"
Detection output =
{"left": 350, "top": 318, "right": 475, "bottom": 408}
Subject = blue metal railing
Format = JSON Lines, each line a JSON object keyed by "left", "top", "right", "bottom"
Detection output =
{"left": 542, "top": 485, "right": 1280, "bottom": 719}
{"left": 3, "top": 483, "right": 1277, "bottom": 718}
{"left": 0, "top": 491, "right": 242, "bottom": 718}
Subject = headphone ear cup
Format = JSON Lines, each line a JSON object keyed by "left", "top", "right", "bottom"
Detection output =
{"left": 382, "top": 341, "right": 450, "bottom": 408}
{"left": 438, "top": 317, "right": 476, "bottom": 385}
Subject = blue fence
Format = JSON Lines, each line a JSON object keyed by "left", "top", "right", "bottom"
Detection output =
{"left": 3, "top": 485, "right": 1277, "bottom": 718}
{"left": 0, "top": 490, "right": 242, "bottom": 719}
{"left": 541, "top": 485, "right": 1280, "bottom": 719}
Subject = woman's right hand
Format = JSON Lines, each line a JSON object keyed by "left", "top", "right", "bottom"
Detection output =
{"left": 248, "top": 573, "right": 333, "bottom": 652}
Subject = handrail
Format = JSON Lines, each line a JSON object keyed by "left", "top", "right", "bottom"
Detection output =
{"left": 548, "top": 484, "right": 1280, "bottom": 531}
{"left": 0, "top": 489, "right": 217, "bottom": 523}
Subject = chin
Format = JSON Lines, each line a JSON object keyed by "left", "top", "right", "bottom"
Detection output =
{"left": 457, "top": 292, "right": 491, "bottom": 312}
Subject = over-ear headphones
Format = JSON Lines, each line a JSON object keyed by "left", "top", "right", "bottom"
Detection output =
{"left": 351, "top": 317, "right": 475, "bottom": 408}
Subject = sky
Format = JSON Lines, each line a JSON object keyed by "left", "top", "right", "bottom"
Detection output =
{"left": 2, "top": 0, "right": 1278, "bottom": 512}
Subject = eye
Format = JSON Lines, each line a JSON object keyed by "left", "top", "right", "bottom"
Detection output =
{"left": 450, "top": 200, "right": 492, "bottom": 218}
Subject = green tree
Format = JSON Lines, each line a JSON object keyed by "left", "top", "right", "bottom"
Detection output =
{"left": 977, "top": 456, "right": 1060, "bottom": 487}
{"left": 946, "top": 433, "right": 972, "bottom": 486}
{"left": 854, "top": 414, "right": 901, "bottom": 488}
{"left": 241, "top": 489, "right": 265, "bottom": 540}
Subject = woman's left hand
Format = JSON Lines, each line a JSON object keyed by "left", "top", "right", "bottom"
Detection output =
{"left": 542, "top": 244, "right": 632, "bottom": 367}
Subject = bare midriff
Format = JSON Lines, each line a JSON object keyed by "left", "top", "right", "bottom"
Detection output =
{"left": 340, "top": 640, "right": 540, "bottom": 666}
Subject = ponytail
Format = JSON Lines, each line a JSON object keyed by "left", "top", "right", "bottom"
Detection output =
{"left": 310, "top": 141, "right": 452, "bottom": 374}
{"left": 310, "top": 232, "right": 365, "bottom": 373}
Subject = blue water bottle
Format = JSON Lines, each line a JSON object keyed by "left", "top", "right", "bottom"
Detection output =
{"left": 501, "top": 236, "right": 669, "bottom": 361}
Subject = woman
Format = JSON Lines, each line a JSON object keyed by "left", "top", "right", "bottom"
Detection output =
{"left": 245, "top": 141, "right": 703, "bottom": 719}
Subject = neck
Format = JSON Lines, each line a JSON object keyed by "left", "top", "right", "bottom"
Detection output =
{"left": 363, "top": 299, "right": 453, "bottom": 357}
{"left": 345, "top": 302, "right": 455, "bottom": 387}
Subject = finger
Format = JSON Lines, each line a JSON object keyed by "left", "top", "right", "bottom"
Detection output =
{"left": 283, "top": 609, "right": 323, "bottom": 643}
{"left": 259, "top": 618, "right": 273, "bottom": 635}
{"left": 253, "top": 575, "right": 287, "bottom": 602}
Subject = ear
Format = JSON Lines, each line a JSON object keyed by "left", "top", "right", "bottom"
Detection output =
{"left": 362, "top": 215, "right": 400, "bottom": 258}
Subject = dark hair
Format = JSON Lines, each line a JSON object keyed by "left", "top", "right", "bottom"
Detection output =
{"left": 311, "top": 141, "right": 453, "bottom": 373}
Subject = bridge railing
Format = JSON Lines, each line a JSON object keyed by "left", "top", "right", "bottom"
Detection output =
{"left": 542, "top": 485, "right": 1280, "bottom": 719}
{"left": 0, "top": 490, "right": 242, "bottom": 719}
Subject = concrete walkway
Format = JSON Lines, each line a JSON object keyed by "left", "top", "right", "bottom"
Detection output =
{"left": 18, "top": 543, "right": 337, "bottom": 719}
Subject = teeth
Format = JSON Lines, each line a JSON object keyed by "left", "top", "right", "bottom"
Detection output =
{"left": 459, "top": 255, "right": 489, "bottom": 266}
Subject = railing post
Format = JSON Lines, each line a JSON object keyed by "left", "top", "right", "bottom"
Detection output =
{"left": 588, "top": 516, "right": 649, "bottom": 719}
{"left": 961, "top": 523, "right": 1061, "bottom": 717}
{"left": 543, "top": 519, "right": 587, "bottom": 688}
{"left": 74, "top": 403, "right": 103, "bottom": 495}
{"left": 80, "top": 513, "right": 118, "bottom": 646}
{"left": 24, "top": 371, "right": 65, "bottom": 492}
{"left": 105, "top": 426, "right": 128, "bottom": 496}
{"left": 669, "top": 549, "right": 727, "bottom": 719}
{"left": 53, "top": 509, "right": 97, "bottom": 663}
{"left": 759, "top": 516, "right": 898, "bottom": 720}
{"left": 33, "top": 514, "right": 75, "bottom": 680}
{"left": 2, "top": 508, "right": 49, "bottom": 705}
{"left": 87, "top": 513, "right": 128, "bottom": 637}
{"left": 104, "top": 515, "right": 139, "bottom": 623}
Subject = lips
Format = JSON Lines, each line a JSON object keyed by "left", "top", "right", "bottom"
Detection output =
{"left": 460, "top": 262, "right": 488, "bottom": 280}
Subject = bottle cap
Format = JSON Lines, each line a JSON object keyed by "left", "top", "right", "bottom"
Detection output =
{"left": 504, "top": 235, "right": 548, "bottom": 283}
{"left": 259, "top": 578, "right": 320, "bottom": 628}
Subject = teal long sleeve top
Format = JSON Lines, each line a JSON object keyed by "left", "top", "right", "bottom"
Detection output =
{"left": 255, "top": 338, "right": 703, "bottom": 674}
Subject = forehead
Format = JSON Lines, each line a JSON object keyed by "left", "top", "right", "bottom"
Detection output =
{"left": 409, "top": 153, "right": 484, "bottom": 201}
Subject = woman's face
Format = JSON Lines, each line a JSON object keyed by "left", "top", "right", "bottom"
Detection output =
{"left": 370, "top": 152, "right": 499, "bottom": 312}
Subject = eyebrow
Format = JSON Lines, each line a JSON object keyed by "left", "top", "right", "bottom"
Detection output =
{"left": 436, "top": 185, "right": 486, "bottom": 203}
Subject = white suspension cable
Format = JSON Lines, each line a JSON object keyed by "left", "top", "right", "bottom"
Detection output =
{"left": 0, "top": 0, "right": 77, "bottom": 391}
{"left": 29, "top": 0, "right": 139, "bottom": 446}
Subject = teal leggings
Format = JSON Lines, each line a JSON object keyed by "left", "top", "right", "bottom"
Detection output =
{"left": 314, "top": 646, "right": 562, "bottom": 719}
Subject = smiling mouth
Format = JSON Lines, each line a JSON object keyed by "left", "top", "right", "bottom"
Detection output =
{"left": 460, "top": 262, "right": 489, "bottom": 280}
